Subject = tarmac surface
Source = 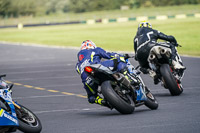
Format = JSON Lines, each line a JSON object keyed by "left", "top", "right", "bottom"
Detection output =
{"left": 0, "top": 43, "right": 200, "bottom": 133}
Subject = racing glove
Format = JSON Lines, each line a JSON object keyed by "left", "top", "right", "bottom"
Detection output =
{"left": 168, "top": 35, "right": 178, "bottom": 47}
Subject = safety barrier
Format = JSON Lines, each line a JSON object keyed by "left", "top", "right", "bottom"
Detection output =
{"left": 88, "top": 13, "right": 200, "bottom": 24}
{"left": 0, "top": 13, "right": 199, "bottom": 28}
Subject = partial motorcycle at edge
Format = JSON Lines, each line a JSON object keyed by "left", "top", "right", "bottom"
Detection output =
{"left": 0, "top": 75, "right": 42, "bottom": 133}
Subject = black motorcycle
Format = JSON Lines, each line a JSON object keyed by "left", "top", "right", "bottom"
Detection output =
{"left": 84, "top": 57, "right": 158, "bottom": 114}
{"left": 144, "top": 43, "right": 184, "bottom": 95}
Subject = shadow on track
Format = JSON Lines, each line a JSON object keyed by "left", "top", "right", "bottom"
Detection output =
{"left": 77, "top": 108, "right": 154, "bottom": 117}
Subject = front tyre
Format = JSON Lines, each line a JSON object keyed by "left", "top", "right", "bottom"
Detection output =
{"left": 101, "top": 81, "right": 135, "bottom": 114}
{"left": 160, "top": 64, "right": 183, "bottom": 96}
{"left": 16, "top": 104, "right": 42, "bottom": 133}
{"left": 144, "top": 87, "right": 158, "bottom": 110}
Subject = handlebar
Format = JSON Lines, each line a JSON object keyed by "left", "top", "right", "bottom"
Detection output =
{"left": 177, "top": 43, "right": 182, "bottom": 47}
{"left": 124, "top": 54, "right": 135, "bottom": 60}
{"left": 0, "top": 74, "right": 6, "bottom": 78}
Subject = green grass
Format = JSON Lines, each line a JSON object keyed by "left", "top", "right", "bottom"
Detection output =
{"left": 0, "top": 4, "right": 200, "bottom": 26}
{"left": 0, "top": 18, "right": 200, "bottom": 56}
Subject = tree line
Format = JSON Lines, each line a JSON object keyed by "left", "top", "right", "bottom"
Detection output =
{"left": 0, "top": 0, "right": 200, "bottom": 17}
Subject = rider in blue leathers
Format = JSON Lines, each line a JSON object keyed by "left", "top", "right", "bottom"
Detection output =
{"left": 76, "top": 40, "right": 135, "bottom": 107}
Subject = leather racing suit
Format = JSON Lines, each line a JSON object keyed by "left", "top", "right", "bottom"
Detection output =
{"left": 76, "top": 47, "right": 128, "bottom": 104}
{"left": 133, "top": 27, "right": 181, "bottom": 69}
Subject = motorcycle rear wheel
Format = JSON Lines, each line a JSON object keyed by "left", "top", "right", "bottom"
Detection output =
{"left": 160, "top": 64, "right": 183, "bottom": 96}
{"left": 16, "top": 104, "right": 42, "bottom": 133}
{"left": 101, "top": 80, "right": 135, "bottom": 114}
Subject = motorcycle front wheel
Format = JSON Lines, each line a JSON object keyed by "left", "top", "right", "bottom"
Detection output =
{"left": 144, "top": 87, "right": 158, "bottom": 110}
{"left": 16, "top": 104, "right": 42, "bottom": 133}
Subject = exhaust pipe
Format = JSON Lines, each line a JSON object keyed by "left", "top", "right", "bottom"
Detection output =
{"left": 160, "top": 48, "right": 171, "bottom": 58}
{"left": 149, "top": 54, "right": 156, "bottom": 60}
{"left": 113, "top": 73, "right": 131, "bottom": 89}
{"left": 160, "top": 49, "right": 166, "bottom": 55}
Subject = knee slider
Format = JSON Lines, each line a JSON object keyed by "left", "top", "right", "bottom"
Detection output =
{"left": 88, "top": 96, "right": 96, "bottom": 103}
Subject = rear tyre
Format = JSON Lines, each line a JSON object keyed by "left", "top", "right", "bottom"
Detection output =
{"left": 16, "top": 104, "right": 42, "bottom": 133}
{"left": 160, "top": 64, "right": 183, "bottom": 96}
{"left": 101, "top": 81, "right": 135, "bottom": 114}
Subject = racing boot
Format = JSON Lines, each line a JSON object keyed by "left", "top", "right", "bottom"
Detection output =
{"left": 170, "top": 54, "right": 186, "bottom": 82}
{"left": 172, "top": 60, "right": 186, "bottom": 70}
{"left": 149, "top": 70, "right": 159, "bottom": 85}
{"left": 172, "top": 54, "right": 186, "bottom": 71}
{"left": 153, "top": 75, "right": 160, "bottom": 85}
{"left": 95, "top": 96, "right": 104, "bottom": 105}
{"left": 95, "top": 96, "right": 113, "bottom": 109}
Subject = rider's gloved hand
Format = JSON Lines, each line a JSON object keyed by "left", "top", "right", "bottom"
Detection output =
{"left": 114, "top": 54, "right": 120, "bottom": 58}
{"left": 124, "top": 54, "right": 130, "bottom": 60}
{"left": 171, "top": 42, "right": 178, "bottom": 47}
{"left": 168, "top": 35, "right": 178, "bottom": 47}
{"left": 114, "top": 54, "right": 126, "bottom": 62}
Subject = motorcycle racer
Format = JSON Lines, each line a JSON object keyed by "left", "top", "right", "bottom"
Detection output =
{"left": 133, "top": 21, "right": 186, "bottom": 83}
{"left": 76, "top": 40, "right": 137, "bottom": 107}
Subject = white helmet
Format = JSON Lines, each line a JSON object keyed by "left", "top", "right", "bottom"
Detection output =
{"left": 80, "top": 40, "right": 96, "bottom": 50}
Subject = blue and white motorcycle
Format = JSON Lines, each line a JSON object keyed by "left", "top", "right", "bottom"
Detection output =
{"left": 0, "top": 75, "right": 42, "bottom": 133}
{"left": 84, "top": 54, "right": 158, "bottom": 114}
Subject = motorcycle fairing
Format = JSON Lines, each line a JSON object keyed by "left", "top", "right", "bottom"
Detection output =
{"left": 136, "top": 86, "right": 147, "bottom": 101}
{"left": 0, "top": 89, "right": 19, "bottom": 126}
{"left": 0, "top": 108, "right": 19, "bottom": 126}
{"left": 89, "top": 64, "right": 113, "bottom": 74}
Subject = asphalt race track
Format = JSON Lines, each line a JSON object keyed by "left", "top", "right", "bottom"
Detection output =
{"left": 0, "top": 43, "right": 200, "bottom": 133}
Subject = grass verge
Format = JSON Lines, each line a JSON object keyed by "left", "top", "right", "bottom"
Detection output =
{"left": 0, "top": 18, "right": 200, "bottom": 56}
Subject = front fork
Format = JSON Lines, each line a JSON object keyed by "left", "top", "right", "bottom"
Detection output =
{"left": 12, "top": 101, "right": 21, "bottom": 109}
{"left": 135, "top": 85, "right": 147, "bottom": 101}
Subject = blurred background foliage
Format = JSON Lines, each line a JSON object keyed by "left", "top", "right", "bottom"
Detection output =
{"left": 0, "top": 0, "right": 200, "bottom": 17}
